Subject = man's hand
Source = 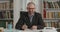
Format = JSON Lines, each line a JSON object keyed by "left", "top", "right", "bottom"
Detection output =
{"left": 22, "top": 24, "right": 28, "bottom": 30}
{"left": 31, "top": 25, "right": 37, "bottom": 30}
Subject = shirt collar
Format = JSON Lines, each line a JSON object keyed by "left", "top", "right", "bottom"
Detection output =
{"left": 28, "top": 12, "right": 35, "bottom": 17}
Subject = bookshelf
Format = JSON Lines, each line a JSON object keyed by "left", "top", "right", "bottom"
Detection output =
{"left": 42, "top": 0, "right": 60, "bottom": 29}
{"left": 0, "top": 0, "right": 13, "bottom": 29}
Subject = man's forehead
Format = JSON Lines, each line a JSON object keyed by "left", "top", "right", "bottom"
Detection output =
{"left": 27, "top": 4, "right": 35, "bottom": 8}
{"left": 28, "top": 3, "right": 35, "bottom": 6}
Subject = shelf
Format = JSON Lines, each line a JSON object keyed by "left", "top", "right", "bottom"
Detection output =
{"left": 46, "top": 10, "right": 60, "bottom": 12}
{"left": 43, "top": 18, "right": 60, "bottom": 20}
{"left": 44, "top": 8, "right": 60, "bottom": 12}
{"left": 44, "top": 0, "right": 59, "bottom": 2}
{"left": 44, "top": 20, "right": 59, "bottom": 22}
{"left": 44, "top": 20, "right": 60, "bottom": 23}
{"left": 45, "top": 8, "right": 60, "bottom": 10}
{"left": 56, "top": 28, "right": 60, "bottom": 29}
{"left": 0, "top": 18, "right": 13, "bottom": 20}
{"left": 0, "top": 0, "right": 13, "bottom": 29}
{"left": 0, "top": 9, "right": 13, "bottom": 11}
{"left": 0, "top": 1, "right": 9, "bottom": 3}
{"left": 43, "top": 0, "right": 60, "bottom": 29}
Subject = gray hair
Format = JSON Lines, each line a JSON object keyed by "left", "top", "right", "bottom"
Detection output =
{"left": 27, "top": 2, "right": 35, "bottom": 6}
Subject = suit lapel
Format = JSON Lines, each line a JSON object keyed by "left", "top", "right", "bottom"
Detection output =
{"left": 32, "top": 13, "right": 38, "bottom": 25}
{"left": 32, "top": 13, "right": 36, "bottom": 24}
{"left": 26, "top": 13, "right": 31, "bottom": 25}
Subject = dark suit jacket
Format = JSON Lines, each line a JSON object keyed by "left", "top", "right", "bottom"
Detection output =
{"left": 15, "top": 12, "right": 45, "bottom": 30}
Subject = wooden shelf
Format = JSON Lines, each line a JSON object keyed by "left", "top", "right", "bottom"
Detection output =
{"left": 0, "top": 1, "right": 9, "bottom": 3}
{"left": 0, "top": 18, "right": 13, "bottom": 20}
{"left": 43, "top": 18, "right": 60, "bottom": 20}
{"left": 44, "top": 8, "right": 60, "bottom": 12}
{"left": 0, "top": 9, "right": 13, "bottom": 10}
{"left": 0, "top": 0, "right": 13, "bottom": 29}
{"left": 56, "top": 28, "right": 60, "bottom": 30}
{"left": 45, "top": 8, "right": 60, "bottom": 10}
{"left": 42, "top": 0, "right": 60, "bottom": 28}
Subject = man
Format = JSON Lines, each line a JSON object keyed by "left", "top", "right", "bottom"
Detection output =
{"left": 15, "top": 2, "right": 45, "bottom": 30}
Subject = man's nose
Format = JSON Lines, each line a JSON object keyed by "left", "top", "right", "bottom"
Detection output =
{"left": 30, "top": 9, "right": 33, "bottom": 11}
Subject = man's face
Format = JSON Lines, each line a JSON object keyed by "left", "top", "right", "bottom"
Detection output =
{"left": 27, "top": 4, "right": 35, "bottom": 13}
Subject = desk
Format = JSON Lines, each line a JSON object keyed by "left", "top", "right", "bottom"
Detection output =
{"left": 4, "top": 29, "right": 58, "bottom": 32}
{"left": 4, "top": 27, "right": 59, "bottom": 32}
{"left": 4, "top": 29, "right": 20, "bottom": 32}
{"left": 4, "top": 29, "right": 43, "bottom": 32}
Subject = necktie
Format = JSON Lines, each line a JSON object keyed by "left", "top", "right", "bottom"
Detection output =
{"left": 29, "top": 15, "right": 33, "bottom": 23}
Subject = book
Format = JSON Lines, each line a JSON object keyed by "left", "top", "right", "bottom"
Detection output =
{"left": 54, "top": 12, "right": 58, "bottom": 18}
{"left": 46, "top": 12, "right": 49, "bottom": 18}
{"left": 5, "top": 2, "right": 8, "bottom": 9}
{"left": 10, "top": 10, "right": 13, "bottom": 18}
{"left": 43, "top": 1, "right": 46, "bottom": 8}
{"left": 1, "top": 3, "right": 3, "bottom": 9}
{"left": 10, "top": 3, "right": 13, "bottom": 9}
{"left": 5, "top": 11, "right": 9, "bottom": 19}
{"left": 46, "top": 1, "right": 49, "bottom": 9}
{"left": 0, "top": 12, "right": 3, "bottom": 19}
{"left": 58, "top": 22, "right": 60, "bottom": 28}
{"left": 58, "top": 20, "right": 60, "bottom": 28}
{"left": 54, "top": 22, "right": 57, "bottom": 28}
{"left": 50, "top": 2, "right": 54, "bottom": 8}
{"left": 6, "top": 21, "right": 8, "bottom": 29}
{"left": 57, "top": 1, "right": 60, "bottom": 8}
{"left": 0, "top": 27, "right": 4, "bottom": 32}
{"left": 52, "top": 12, "right": 54, "bottom": 18}
{"left": 6, "top": 2, "right": 10, "bottom": 9}
{"left": 51, "top": 22, "right": 55, "bottom": 27}
{"left": 47, "top": 2, "right": 54, "bottom": 8}
{"left": 52, "top": 2, "right": 55, "bottom": 8}
{"left": 0, "top": 20, "right": 6, "bottom": 28}
{"left": 45, "top": 22, "right": 47, "bottom": 27}
{"left": 2, "top": 3, "right": 4, "bottom": 9}
{"left": 47, "top": 2, "right": 49, "bottom": 8}
{"left": 46, "top": 20, "right": 52, "bottom": 27}
{"left": 45, "top": 22, "right": 49, "bottom": 27}
{"left": 0, "top": 3, "right": 2, "bottom": 9}
{"left": 57, "top": 22, "right": 59, "bottom": 28}
{"left": 44, "top": 20, "right": 50, "bottom": 27}
{"left": 43, "top": 9, "right": 46, "bottom": 18}
{"left": 58, "top": 12, "right": 60, "bottom": 18}
{"left": 6, "top": 11, "right": 10, "bottom": 19}
{"left": 54, "top": 2, "right": 59, "bottom": 8}
{"left": 48, "top": 22, "right": 51, "bottom": 27}
{"left": 0, "top": 3, "right": 1, "bottom": 9}
{"left": 48, "top": 12, "right": 53, "bottom": 18}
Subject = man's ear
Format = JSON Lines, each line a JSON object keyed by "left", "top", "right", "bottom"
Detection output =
{"left": 26, "top": 8, "right": 28, "bottom": 10}
{"left": 27, "top": 7, "right": 28, "bottom": 9}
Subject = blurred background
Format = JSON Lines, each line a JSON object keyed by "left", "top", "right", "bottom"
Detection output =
{"left": 0, "top": 0, "right": 60, "bottom": 32}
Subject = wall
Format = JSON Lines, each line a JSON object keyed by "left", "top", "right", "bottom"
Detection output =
{"left": 14, "top": 0, "right": 21, "bottom": 29}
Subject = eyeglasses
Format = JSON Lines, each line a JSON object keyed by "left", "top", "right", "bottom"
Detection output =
{"left": 27, "top": 8, "right": 35, "bottom": 9}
